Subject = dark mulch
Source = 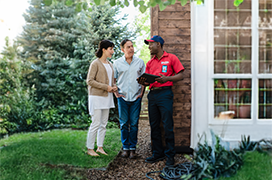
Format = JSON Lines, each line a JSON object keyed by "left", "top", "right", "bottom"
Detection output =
{"left": 86, "top": 120, "right": 189, "bottom": 180}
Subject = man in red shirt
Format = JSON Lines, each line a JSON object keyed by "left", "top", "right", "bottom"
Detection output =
{"left": 138, "top": 35, "right": 184, "bottom": 167}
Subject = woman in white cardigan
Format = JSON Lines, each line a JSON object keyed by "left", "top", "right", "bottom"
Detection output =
{"left": 86, "top": 40, "right": 117, "bottom": 156}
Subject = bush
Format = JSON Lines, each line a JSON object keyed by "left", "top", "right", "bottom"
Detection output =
{"left": 191, "top": 131, "right": 270, "bottom": 180}
{"left": 0, "top": 86, "right": 41, "bottom": 135}
{"left": 192, "top": 131, "right": 243, "bottom": 179}
{"left": 0, "top": 92, "right": 118, "bottom": 137}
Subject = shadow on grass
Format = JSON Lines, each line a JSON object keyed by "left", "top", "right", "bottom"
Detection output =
{"left": 0, "top": 129, "right": 122, "bottom": 180}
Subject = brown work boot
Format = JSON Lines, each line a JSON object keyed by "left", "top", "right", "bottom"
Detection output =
{"left": 129, "top": 150, "right": 137, "bottom": 159}
{"left": 120, "top": 150, "right": 129, "bottom": 158}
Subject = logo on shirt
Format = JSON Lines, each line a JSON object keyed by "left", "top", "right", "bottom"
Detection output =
{"left": 162, "top": 65, "right": 167, "bottom": 73}
{"left": 161, "top": 61, "right": 169, "bottom": 64}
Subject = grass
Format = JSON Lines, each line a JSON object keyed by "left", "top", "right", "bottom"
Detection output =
{"left": 0, "top": 128, "right": 121, "bottom": 180}
{"left": 219, "top": 151, "right": 272, "bottom": 180}
{"left": 1, "top": 129, "right": 271, "bottom": 180}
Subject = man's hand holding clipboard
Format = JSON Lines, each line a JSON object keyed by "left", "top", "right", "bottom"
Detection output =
{"left": 137, "top": 73, "right": 160, "bottom": 86}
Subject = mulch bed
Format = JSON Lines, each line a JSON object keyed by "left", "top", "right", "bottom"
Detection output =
{"left": 86, "top": 120, "right": 189, "bottom": 180}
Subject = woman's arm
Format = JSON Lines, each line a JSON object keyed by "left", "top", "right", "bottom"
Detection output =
{"left": 86, "top": 62, "right": 109, "bottom": 91}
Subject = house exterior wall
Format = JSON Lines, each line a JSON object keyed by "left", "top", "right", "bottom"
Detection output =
{"left": 151, "top": 0, "right": 272, "bottom": 150}
{"left": 151, "top": 2, "right": 192, "bottom": 150}
{"left": 191, "top": 1, "right": 272, "bottom": 148}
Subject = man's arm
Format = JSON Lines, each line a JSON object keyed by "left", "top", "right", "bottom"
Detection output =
{"left": 136, "top": 85, "right": 145, "bottom": 99}
{"left": 113, "top": 78, "right": 125, "bottom": 98}
{"left": 155, "top": 71, "right": 184, "bottom": 84}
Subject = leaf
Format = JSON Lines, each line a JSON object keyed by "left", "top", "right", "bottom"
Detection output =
{"left": 124, "top": 0, "right": 129, "bottom": 7}
{"left": 163, "top": 1, "right": 170, "bottom": 6}
{"left": 233, "top": 0, "right": 243, "bottom": 7}
{"left": 150, "top": 0, "right": 157, "bottom": 7}
{"left": 159, "top": 2, "right": 167, "bottom": 11}
{"left": 75, "top": 3, "right": 82, "bottom": 12}
{"left": 65, "top": 0, "right": 73, "bottom": 6}
{"left": 155, "top": 0, "right": 161, "bottom": 4}
{"left": 94, "top": 0, "right": 100, "bottom": 5}
{"left": 197, "top": 0, "right": 203, "bottom": 5}
{"left": 110, "top": 0, "right": 116, "bottom": 6}
{"left": 100, "top": 0, "right": 105, "bottom": 5}
{"left": 180, "top": 174, "right": 188, "bottom": 179}
{"left": 43, "top": 0, "right": 52, "bottom": 6}
{"left": 139, "top": 5, "right": 147, "bottom": 13}
{"left": 133, "top": 0, "right": 138, "bottom": 6}
{"left": 169, "top": 0, "right": 176, "bottom": 5}
{"left": 138, "top": 0, "right": 145, "bottom": 5}
{"left": 83, "top": 2, "right": 88, "bottom": 10}
{"left": 180, "top": 0, "right": 187, "bottom": 6}
{"left": 184, "top": 174, "right": 192, "bottom": 180}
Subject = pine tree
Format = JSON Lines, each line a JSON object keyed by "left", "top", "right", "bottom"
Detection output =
{"left": 18, "top": 0, "right": 136, "bottom": 109}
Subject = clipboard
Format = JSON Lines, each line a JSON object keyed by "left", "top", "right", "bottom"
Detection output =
{"left": 139, "top": 73, "right": 160, "bottom": 83}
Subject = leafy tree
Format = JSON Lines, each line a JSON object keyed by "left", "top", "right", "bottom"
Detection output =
{"left": 0, "top": 37, "right": 38, "bottom": 135}
{"left": 0, "top": 37, "right": 21, "bottom": 97}
{"left": 133, "top": 7, "right": 150, "bottom": 64}
{"left": 43, "top": 0, "right": 244, "bottom": 13}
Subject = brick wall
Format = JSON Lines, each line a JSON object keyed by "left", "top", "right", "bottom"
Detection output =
{"left": 151, "top": 2, "right": 191, "bottom": 148}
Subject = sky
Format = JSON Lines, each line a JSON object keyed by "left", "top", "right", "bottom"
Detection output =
{"left": 0, "top": 0, "right": 139, "bottom": 52}
{"left": 0, "top": 0, "right": 29, "bottom": 51}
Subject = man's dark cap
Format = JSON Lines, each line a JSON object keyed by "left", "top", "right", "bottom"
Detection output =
{"left": 144, "top": 35, "right": 164, "bottom": 46}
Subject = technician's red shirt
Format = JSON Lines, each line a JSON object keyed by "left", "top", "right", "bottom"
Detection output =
{"left": 145, "top": 51, "right": 185, "bottom": 89}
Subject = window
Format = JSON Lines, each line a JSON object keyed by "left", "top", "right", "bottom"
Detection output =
{"left": 213, "top": 0, "right": 272, "bottom": 120}
{"left": 259, "top": 79, "right": 272, "bottom": 118}
{"left": 259, "top": 0, "right": 272, "bottom": 74}
{"left": 214, "top": 79, "right": 252, "bottom": 118}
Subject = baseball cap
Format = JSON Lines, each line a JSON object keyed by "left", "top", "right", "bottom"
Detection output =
{"left": 144, "top": 35, "right": 164, "bottom": 46}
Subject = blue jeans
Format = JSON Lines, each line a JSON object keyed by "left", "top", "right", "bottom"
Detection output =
{"left": 148, "top": 88, "right": 176, "bottom": 158}
{"left": 117, "top": 97, "right": 142, "bottom": 150}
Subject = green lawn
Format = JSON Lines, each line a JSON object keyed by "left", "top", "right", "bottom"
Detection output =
{"left": 0, "top": 129, "right": 121, "bottom": 180}
{"left": 1, "top": 129, "right": 271, "bottom": 180}
{"left": 219, "top": 151, "right": 272, "bottom": 180}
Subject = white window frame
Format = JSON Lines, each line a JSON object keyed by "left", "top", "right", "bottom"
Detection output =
{"left": 208, "top": 0, "right": 272, "bottom": 126}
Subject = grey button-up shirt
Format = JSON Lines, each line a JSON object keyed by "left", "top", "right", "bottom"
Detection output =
{"left": 113, "top": 55, "right": 145, "bottom": 102}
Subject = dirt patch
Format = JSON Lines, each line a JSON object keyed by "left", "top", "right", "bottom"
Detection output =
{"left": 86, "top": 120, "right": 189, "bottom": 180}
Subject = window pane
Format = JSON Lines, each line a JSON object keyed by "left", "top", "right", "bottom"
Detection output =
{"left": 214, "top": 0, "right": 252, "bottom": 74}
{"left": 259, "top": 79, "right": 272, "bottom": 119}
{"left": 259, "top": 0, "right": 272, "bottom": 28}
{"left": 259, "top": 31, "right": 272, "bottom": 73}
{"left": 214, "top": 0, "right": 251, "bottom": 9}
{"left": 259, "top": 0, "right": 272, "bottom": 73}
{"left": 214, "top": 79, "right": 252, "bottom": 119}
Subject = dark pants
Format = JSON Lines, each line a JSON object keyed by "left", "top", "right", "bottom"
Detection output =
{"left": 147, "top": 88, "right": 176, "bottom": 158}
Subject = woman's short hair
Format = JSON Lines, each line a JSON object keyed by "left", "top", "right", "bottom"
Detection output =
{"left": 95, "top": 40, "right": 115, "bottom": 58}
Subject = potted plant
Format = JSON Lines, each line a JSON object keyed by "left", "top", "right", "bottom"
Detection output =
{"left": 228, "top": 79, "right": 237, "bottom": 88}
{"left": 239, "top": 91, "right": 251, "bottom": 118}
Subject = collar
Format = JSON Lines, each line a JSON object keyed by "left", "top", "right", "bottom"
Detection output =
{"left": 122, "top": 55, "right": 136, "bottom": 64}
{"left": 151, "top": 51, "right": 169, "bottom": 61}
{"left": 97, "top": 58, "right": 110, "bottom": 65}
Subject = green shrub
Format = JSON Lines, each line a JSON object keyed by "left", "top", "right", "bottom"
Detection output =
{"left": 0, "top": 86, "right": 41, "bottom": 135}
{"left": 191, "top": 131, "right": 271, "bottom": 180}
{"left": 192, "top": 131, "right": 244, "bottom": 179}
{"left": 239, "top": 135, "right": 261, "bottom": 153}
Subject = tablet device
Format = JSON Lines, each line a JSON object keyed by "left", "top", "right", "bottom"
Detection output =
{"left": 139, "top": 73, "right": 160, "bottom": 83}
